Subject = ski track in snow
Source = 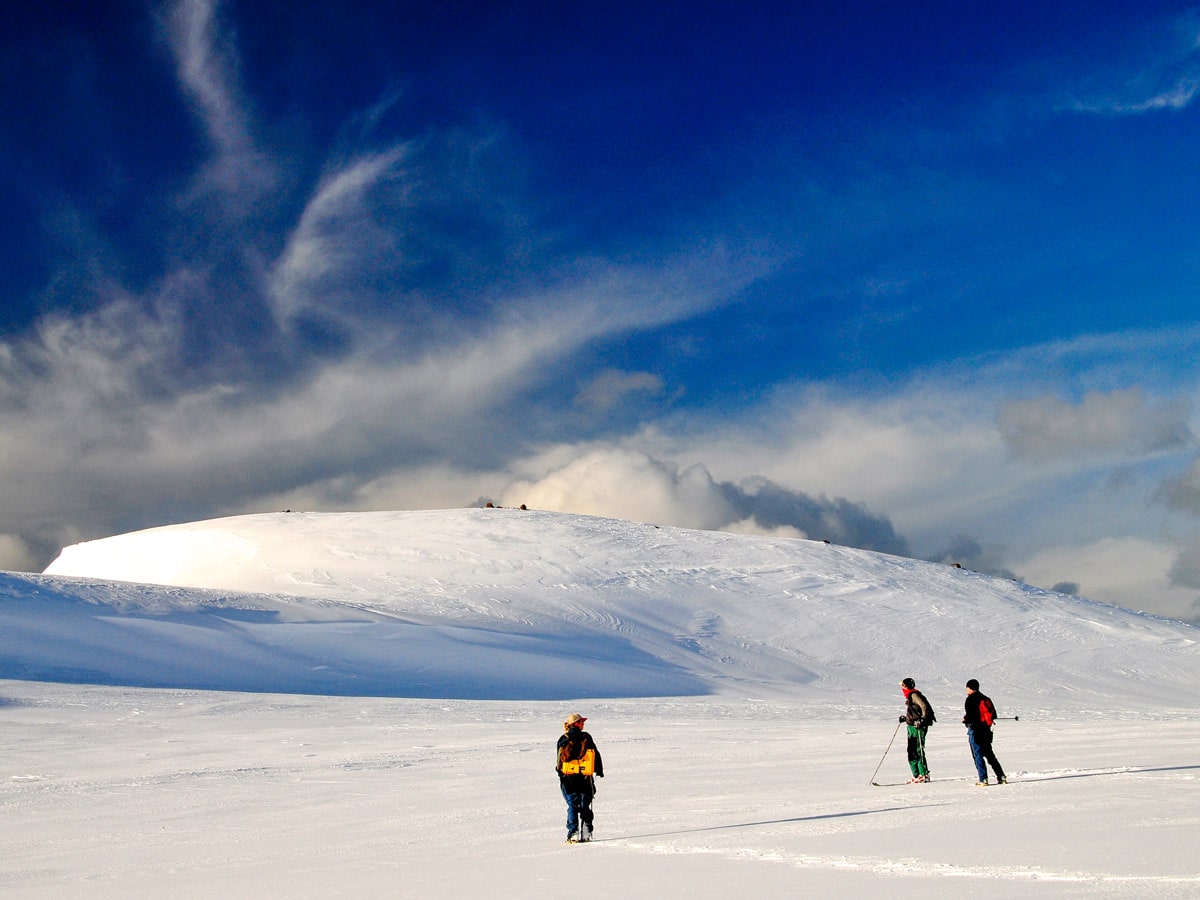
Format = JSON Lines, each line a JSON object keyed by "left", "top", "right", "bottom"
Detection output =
{"left": 4, "top": 686, "right": 1195, "bottom": 897}
{"left": 4, "top": 685, "right": 1199, "bottom": 897}
{"left": 605, "top": 839, "right": 1200, "bottom": 889}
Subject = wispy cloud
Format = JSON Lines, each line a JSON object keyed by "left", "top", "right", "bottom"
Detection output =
{"left": 0, "top": 245, "right": 761, "bottom": 558}
{"left": 1065, "top": 14, "right": 1200, "bottom": 115}
{"left": 0, "top": 0, "right": 778, "bottom": 566}
{"left": 1072, "top": 78, "right": 1200, "bottom": 115}
{"left": 267, "top": 145, "right": 412, "bottom": 330}
{"left": 574, "top": 369, "right": 664, "bottom": 414}
{"left": 163, "top": 0, "right": 277, "bottom": 204}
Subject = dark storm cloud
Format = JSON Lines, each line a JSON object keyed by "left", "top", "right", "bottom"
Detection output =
{"left": 928, "top": 535, "right": 1018, "bottom": 581}
{"left": 502, "top": 448, "right": 908, "bottom": 557}
{"left": 719, "top": 476, "right": 909, "bottom": 556}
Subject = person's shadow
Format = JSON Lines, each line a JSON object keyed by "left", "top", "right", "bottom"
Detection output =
{"left": 596, "top": 804, "right": 940, "bottom": 842}
{"left": 1018, "top": 764, "right": 1200, "bottom": 783}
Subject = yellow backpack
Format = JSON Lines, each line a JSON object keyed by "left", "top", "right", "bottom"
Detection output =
{"left": 560, "top": 748, "right": 596, "bottom": 776}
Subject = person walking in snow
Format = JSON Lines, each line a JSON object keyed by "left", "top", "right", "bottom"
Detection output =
{"left": 963, "top": 679, "right": 1007, "bottom": 785}
{"left": 899, "top": 677, "right": 934, "bottom": 783}
{"left": 556, "top": 713, "right": 604, "bottom": 842}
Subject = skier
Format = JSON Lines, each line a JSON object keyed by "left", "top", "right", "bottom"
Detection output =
{"left": 963, "top": 679, "right": 1007, "bottom": 785}
{"left": 556, "top": 713, "right": 604, "bottom": 842}
{"left": 898, "top": 677, "right": 934, "bottom": 783}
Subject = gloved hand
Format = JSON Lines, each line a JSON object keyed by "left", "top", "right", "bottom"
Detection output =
{"left": 898, "top": 715, "right": 906, "bottom": 723}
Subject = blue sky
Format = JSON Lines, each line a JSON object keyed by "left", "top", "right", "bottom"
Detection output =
{"left": 3, "top": 1, "right": 1200, "bottom": 622}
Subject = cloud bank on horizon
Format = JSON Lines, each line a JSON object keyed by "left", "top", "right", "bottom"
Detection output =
{"left": 2, "top": 1, "right": 1200, "bottom": 623}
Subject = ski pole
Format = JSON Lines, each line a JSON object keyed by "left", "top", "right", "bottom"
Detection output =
{"left": 869, "top": 721, "right": 903, "bottom": 785}
{"left": 917, "top": 725, "right": 928, "bottom": 777}
{"left": 997, "top": 716, "right": 1020, "bottom": 721}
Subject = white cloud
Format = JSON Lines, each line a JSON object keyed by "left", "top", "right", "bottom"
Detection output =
{"left": 574, "top": 369, "right": 664, "bottom": 414}
{"left": 1065, "top": 13, "right": 1200, "bottom": 116}
{"left": 231, "top": 462, "right": 512, "bottom": 518}
{"left": 630, "top": 381, "right": 1010, "bottom": 538}
{"left": 165, "top": 0, "right": 276, "bottom": 201}
{"left": 1158, "top": 456, "right": 1200, "bottom": 514}
{"left": 498, "top": 446, "right": 907, "bottom": 552}
{"left": 0, "top": 244, "right": 763, "bottom": 565}
{"left": 1168, "top": 540, "right": 1200, "bottom": 590}
{"left": 0, "top": 534, "right": 37, "bottom": 572}
{"left": 999, "top": 388, "right": 1193, "bottom": 460}
{"left": 721, "top": 519, "right": 806, "bottom": 540}
{"left": 501, "top": 448, "right": 735, "bottom": 530}
{"left": 1016, "top": 537, "right": 1200, "bottom": 623}
{"left": 1131, "top": 78, "right": 1200, "bottom": 110}
{"left": 0, "top": 0, "right": 777, "bottom": 565}
{"left": 170, "top": 0, "right": 244, "bottom": 151}
{"left": 267, "top": 146, "right": 413, "bottom": 327}
{"left": 1073, "top": 79, "right": 1200, "bottom": 115}
{"left": 6, "top": 0, "right": 1200, "bottom": 635}
{"left": 483, "top": 333, "right": 1200, "bottom": 619}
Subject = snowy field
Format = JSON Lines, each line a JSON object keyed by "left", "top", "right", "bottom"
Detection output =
{"left": 3, "top": 509, "right": 1199, "bottom": 897}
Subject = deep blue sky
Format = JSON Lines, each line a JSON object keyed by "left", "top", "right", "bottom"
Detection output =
{"left": 2, "top": 1, "right": 1200, "bottom": 622}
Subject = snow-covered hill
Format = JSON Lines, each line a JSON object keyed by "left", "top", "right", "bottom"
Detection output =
{"left": 10, "top": 507, "right": 1194, "bottom": 710}
{"left": 6, "top": 509, "right": 1200, "bottom": 896}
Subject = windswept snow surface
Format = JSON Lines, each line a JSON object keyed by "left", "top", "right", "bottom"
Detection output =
{"left": 3, "top": 508, "right": 1199, "bottom": 897}
{"left": 31, "top": 508, "right": 1200, "bottom": 708}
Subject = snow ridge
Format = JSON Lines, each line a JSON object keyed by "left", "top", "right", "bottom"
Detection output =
{"left": 3, "top": 507, "right": 1192, "bottom": 707}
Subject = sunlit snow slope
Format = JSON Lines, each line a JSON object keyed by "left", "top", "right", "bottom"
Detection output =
{"left": 4, "top": 508, "right": 1194, "bottom": 707}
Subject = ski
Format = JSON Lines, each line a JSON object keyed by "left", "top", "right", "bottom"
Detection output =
{"left": 872, "top": 774, "right": 985, "bottom": 787}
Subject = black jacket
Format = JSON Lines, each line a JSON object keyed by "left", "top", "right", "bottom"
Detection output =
{"left": 963, "top": 692, "right": 997, "bottom": 730}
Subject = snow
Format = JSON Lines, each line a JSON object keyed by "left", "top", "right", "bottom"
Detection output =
{"left": 3, "top": 508, "right": 1199, "bottom": 896}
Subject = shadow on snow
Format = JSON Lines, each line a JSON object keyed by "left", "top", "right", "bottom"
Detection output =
{"left": 597, "top": 804, "right": 940, "bottom": 842}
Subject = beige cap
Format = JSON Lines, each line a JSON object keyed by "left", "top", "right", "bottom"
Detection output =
{"left": 564, "top": 713, "right": 587, "bottom": 727}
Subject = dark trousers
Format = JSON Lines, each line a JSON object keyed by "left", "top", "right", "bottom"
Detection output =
{"left": 967, "top": 725, "right": 1005, "bottom": 782}
{"left": 906, "top": 725, "right": 930, "bottom": 777}
{"left": 560, "top": 778, "right": 594, "bottom": 835}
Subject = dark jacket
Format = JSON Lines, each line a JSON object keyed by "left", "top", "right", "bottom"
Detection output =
{"left": 903, "top": 689, "right": 934, "bottom": 728}
{"left": 963, "top": 691, "right": 997, "bottom": 730}
{"left": 556, "top": 729, "right": 604, "bottom": 792}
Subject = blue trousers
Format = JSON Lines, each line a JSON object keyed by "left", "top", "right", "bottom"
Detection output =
{"left": 560, "top": 779, "right": 594, "bottom": 835}
{"left": 967, "top": 726, "right": 1005, "bottom": 782}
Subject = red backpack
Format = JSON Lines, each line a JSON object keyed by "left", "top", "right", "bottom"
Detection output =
{"left": 979, "top": 696, "right": 997, "bottom": 726}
